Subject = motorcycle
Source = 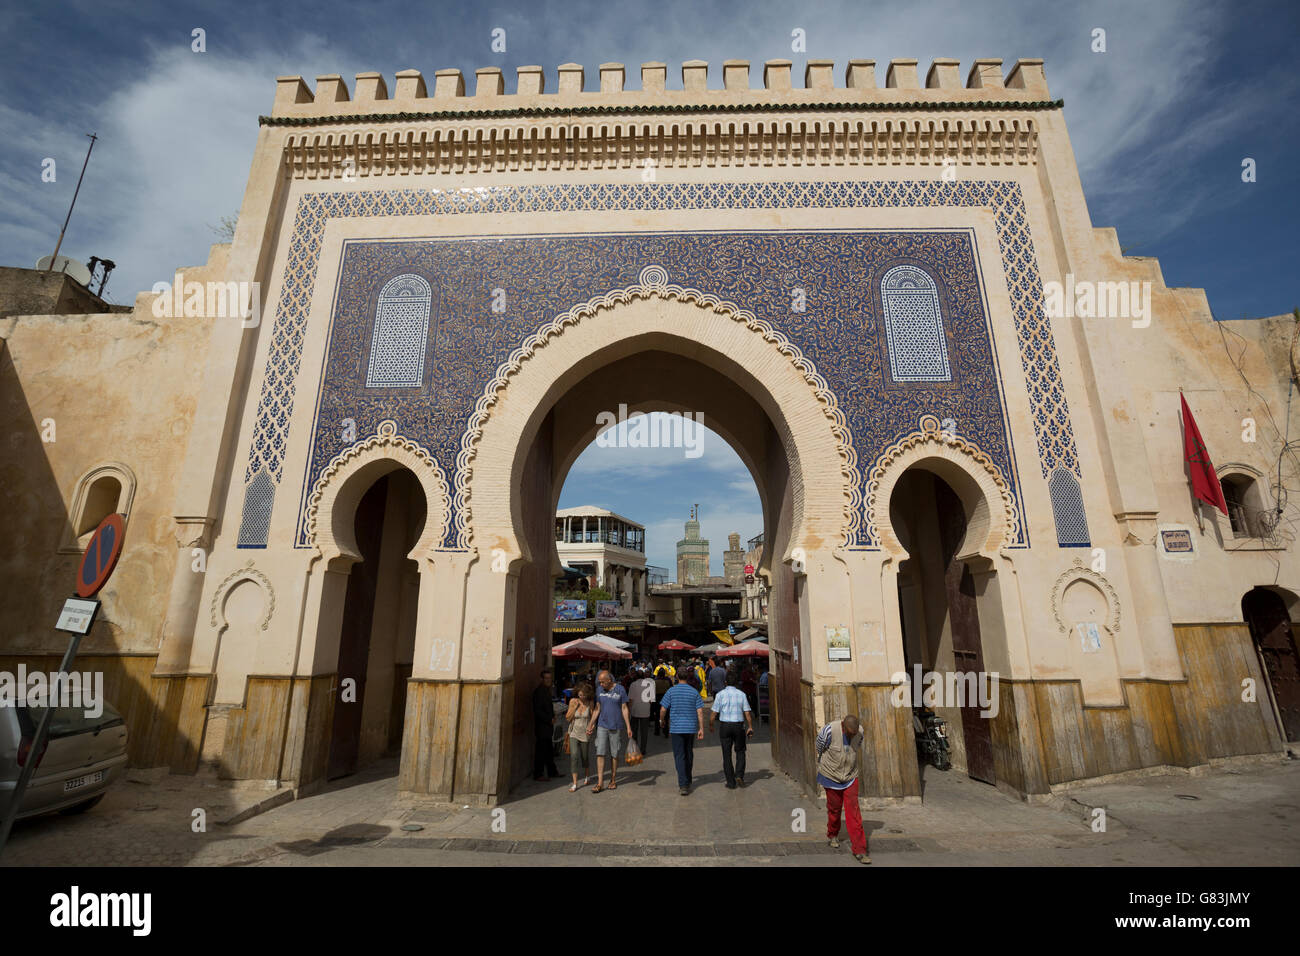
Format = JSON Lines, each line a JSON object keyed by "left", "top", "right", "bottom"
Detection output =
{"left": 913, "top": 705, "right": 951, "bottom": 771}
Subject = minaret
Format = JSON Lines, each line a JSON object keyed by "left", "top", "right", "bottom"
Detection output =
{"left": 723, "top": 531, "right": 745, "bottom": 585}
{"left": 675, "top": 505, "right": 710, "bottom": 585}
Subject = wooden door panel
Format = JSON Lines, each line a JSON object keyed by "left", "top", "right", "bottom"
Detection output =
{"left": 1244, "top": 590, "right": 1300, "bottom": 743}
{"left": 936, "top": 480, "right": 996, "bottom": 784}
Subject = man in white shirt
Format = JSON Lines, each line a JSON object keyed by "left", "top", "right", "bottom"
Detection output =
{"left": 628, "top": 668, "right": 656, "bottom": 755}
{"left": 708, "top": 671, "right": 754, "bottom": 788}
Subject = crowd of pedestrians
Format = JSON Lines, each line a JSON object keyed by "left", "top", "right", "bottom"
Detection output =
{"left": 535, "top": 655, "right": 766, "bottom": 796}
{"left": 533, "top": 657, "right": 871, "bottom": 863}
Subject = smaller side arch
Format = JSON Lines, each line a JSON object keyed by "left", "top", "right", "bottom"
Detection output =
{"left": 306, "top": 419, "right": 450, "bottom": 564}
{"left": 868, "top": 416, "right": 1020, "bottom": 556}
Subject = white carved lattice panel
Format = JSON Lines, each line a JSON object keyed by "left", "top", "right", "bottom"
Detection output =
{"left": 366, "top": 274, "right": 431, "bottom": 388}
{"left": 881, "top": 265, "right": 951, "bottom": 382}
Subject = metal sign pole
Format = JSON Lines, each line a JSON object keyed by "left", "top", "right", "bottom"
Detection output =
{"left": 0, "top": 627, "right": 86, "bottom": 856}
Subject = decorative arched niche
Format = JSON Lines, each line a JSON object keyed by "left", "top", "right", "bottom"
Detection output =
{"left": 60, "top": 462, "right": 137, "bottom": 553}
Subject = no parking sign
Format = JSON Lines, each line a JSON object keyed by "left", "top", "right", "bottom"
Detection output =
{"left": 75, "top": 513, "right": 125, "bottom": 598}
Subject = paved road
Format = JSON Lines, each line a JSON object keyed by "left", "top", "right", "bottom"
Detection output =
{"left": 3, "top": 717, "right": 1296, "bottom": 867}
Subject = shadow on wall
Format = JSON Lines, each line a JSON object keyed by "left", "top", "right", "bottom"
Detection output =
{"left": 0, "top": 338, "right": 191, "bottom": 782}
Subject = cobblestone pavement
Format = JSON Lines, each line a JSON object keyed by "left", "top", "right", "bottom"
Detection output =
{"left": 3, "top": 719, "right": 1297, "bottom": 867}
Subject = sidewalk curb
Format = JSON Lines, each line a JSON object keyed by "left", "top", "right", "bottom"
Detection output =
{"left": 216, "top": 787, "right": 295, "bottom": 827}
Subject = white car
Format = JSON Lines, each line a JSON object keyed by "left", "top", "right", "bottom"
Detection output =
{"left": 0, "top": 702, "right": 129, "bottom": 820}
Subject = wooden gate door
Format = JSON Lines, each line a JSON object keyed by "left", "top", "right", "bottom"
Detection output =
{"left": 327, "top": 476, "right": 389, "bottom": 780}
{"left": 936, "top": 479, "right": 996, "bottom": 784}
{"left": 1243, "top": 589, "right": 1300, "bottom": 743}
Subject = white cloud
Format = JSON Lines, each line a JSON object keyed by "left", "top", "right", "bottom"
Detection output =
{"left": 2, "top": 0, "right": 1245, "bottom": 304}
{"left": 0, "top": 38, "right": 346, "bottom": 305}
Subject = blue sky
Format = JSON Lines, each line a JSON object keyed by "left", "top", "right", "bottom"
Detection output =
{"left": 559, "top": 416, "right": 761, "bottom": 575}
{"left": 3, "top": 0, "right": 1296, "bottom": 573}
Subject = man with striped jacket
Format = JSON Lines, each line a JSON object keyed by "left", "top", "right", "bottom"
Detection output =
{"left": 815, "top": 714, "right": 870, "bottom": 864}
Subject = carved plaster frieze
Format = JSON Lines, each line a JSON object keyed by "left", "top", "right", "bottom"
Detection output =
{"left": 280, "top": 116, "right": 1039, "bottom": 180}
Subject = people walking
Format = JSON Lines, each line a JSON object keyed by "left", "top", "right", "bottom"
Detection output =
{"left": 565, "top": 682, "right": 596, "bottom": 791}
{"left": 629, "top": 667, "right": 655, "bottom": 755}
{"left": 652, "top": 666, "right": 672, "bottom": 735}
{"left": 706, "top": 657, "right": 728, "bottom": 699}
{"left": 708, "top": 670, "right": 754, "bottom": 788}
{"left": 589, "top": 670, "right": 632, "bottom": 792}
{"left": 533, "top": 668, "right": 559, "bottom": 782}
{"left": 658, "top": 670, "right": 705, "bottom": 795}
{"left": 816, "top": 714, "right": 870, "bottom": 863}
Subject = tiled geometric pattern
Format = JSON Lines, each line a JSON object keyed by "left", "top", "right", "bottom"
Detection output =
{"left": 236, "top": 469, "right": 275, "bottom": 548}
{"left": 881, "top": 265, "right": 951, "bottom": 382}
{"left": 303, "top": 232, "right": 1010, "bottom": 550}
{"left": 235, "top": 181, "right": 1081, "bottom": 551}
{"left": 366, "top": 274, "right": 432, "bottom": 388}
{"left": 1048, "top": 468, "right": 1091, "bottom": 547}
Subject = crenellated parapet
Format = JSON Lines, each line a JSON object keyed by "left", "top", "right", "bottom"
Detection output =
{"left": 267, "top": 58, "right": 1055, "bottom": 178}
{"left": 269, "top": 58, "right": 1052, "bottom": 117}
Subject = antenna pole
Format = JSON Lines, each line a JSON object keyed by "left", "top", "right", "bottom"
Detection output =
{"left": 48, "top": 132, "right": 97, "bottom": 270}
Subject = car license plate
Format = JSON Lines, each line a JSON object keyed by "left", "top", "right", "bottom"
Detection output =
{"left": 63, "top": 771, "right": 104, "bottom": 793}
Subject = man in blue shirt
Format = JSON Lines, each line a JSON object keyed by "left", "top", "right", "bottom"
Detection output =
{"left": 588, "top": 670, "right": 632, "bottom": 792}
{"left": 708, "top": 670, "right": 754, "bottom": 788}
{"left": 658, "top": 671, "right": 705, "bottom": 795}
{"left": 706, "top": 658, "right": 728, "bottom": 698}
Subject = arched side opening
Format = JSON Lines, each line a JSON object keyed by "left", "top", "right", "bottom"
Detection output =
{"left": 889, "top": 467, "right": 997, "bottom": 786}
{"left": 291, "top": 427, "right": 448, "bottom": 792}
{"left": 871, "top": 423, "right": 1035, "bottom": 797}
{"left": 327, "top": 468, "right": 426, "bottom": 780}
{"left": 1242, "top": 587, "right": 1300, "bottom": 744}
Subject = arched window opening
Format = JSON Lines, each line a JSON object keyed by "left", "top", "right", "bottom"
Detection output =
{"left": 881, "top": 264, "right": 951, "bottom": 383}
{"left": 1220, "top": 474, "right": 1260, "bottom": 538}
{"left": 366, "top": 273, "right": 432, "bottom": 388}
{"left": 77, "top": 476, "right": 121, "bottom": 542}
{"left": 63, "top": 463, "right": 136, "bottom": 553}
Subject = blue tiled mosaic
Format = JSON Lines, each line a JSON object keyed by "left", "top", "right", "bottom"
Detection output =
{"left": 233, "top": 181, "right": 1082, "bottom": 551}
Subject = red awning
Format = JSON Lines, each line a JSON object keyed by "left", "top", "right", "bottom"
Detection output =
{"left": 716, "top": 639, "right": 770, "bottom": 658}
{"left": 657, "top": 639, "right": 694, "bottom": 651}
{"left": 553, "top": 638, "right": 633, "bottom": 661}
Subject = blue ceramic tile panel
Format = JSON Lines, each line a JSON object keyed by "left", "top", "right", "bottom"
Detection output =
{"left": 232, "top": 182, "right": 1079, "bottom": 552}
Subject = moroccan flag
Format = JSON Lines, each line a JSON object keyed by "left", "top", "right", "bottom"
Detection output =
{"left": 1180, "top": 393, "right": 1228, "bottom": 515}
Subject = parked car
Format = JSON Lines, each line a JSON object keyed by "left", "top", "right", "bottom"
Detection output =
{"left": 0, "top": 702, "right": 128, "bottom": 820}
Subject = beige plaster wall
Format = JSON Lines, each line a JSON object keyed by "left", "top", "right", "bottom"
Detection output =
{"left": 0, "top": 245, "right": 226, "bottom": 656}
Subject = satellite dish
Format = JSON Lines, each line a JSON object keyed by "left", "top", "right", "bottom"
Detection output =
{"left": 36, "top": 254, "right": 93, "bottom": 288}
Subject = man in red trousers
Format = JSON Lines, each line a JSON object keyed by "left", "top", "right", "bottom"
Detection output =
{"left": 815, "top": 714, "right": 870, "bottom": 863}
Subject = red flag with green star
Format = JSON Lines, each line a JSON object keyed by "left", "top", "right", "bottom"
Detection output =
{"left": 1181, "top": 392, "right": 1228, "bottom": 515}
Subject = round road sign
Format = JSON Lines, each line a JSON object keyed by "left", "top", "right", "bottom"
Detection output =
{"left": 76, "top": 513, "right": 126, "bottom": 598}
